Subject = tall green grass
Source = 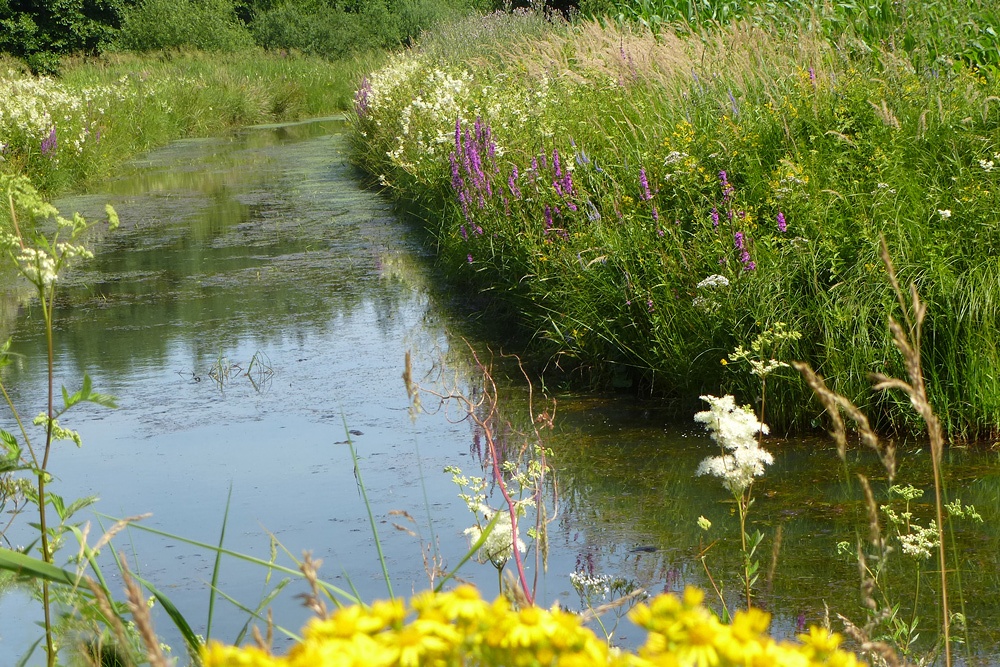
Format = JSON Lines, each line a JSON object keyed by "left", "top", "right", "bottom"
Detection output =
{"left": 0, "top": 50, "right": 375, "bottom": 194}
{"left": 351, "top": 10, "right": 1000, "bottom": 436}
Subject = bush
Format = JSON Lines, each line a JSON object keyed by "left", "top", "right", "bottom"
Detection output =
{"left": 251, "top": 0, "right": 476, "bottom": 60}
{"left": 0, "top": 0, "right": 129, "bottom": 73}
{"left": 116, "top": 0, "right": 254, "bottom": 52}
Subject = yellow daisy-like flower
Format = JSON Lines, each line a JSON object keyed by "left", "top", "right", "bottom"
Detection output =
{"left": 202, "top": 641, "right": 282, "bottom": 667}
{"left": 416, "top": 584, "right": 488, "bottom": 625}
{"left": 376, "top": 620, "right": 459, "bottom": 667}
{"left": 296, "top": 631, "right": 400, "bottom": 667}
{"left": 797, "top": 626, "right": 844, "bottom": 657}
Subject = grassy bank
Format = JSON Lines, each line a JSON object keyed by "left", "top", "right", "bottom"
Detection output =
{"left": 350, "top": 9, "right": 1000, "bottom": 436}
{"left": 0, "top": 49, "right": 373, "bottom": 195}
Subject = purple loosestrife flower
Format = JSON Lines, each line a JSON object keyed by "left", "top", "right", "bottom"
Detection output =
{"left": 467, "top": 254, "right": 474, "bottom": 264}
{"left": 553, "top": 149, "right": 562, "bottom": 180}
{"left": 354, "top": 77, "right": 372, "bottom": 117}
{"left": 508, "top": 167, "right": 521, "bottom": 199}
{"left": 460, "top": 224, "right": 468, "bottom": 240}
{"left": 40, "top": 125, "right": 57, "bottom": 157}
{"left": 711, "top": 207, "right": 720, "bottom": 228}
{"left": 449, "top": 153, "right": 463, "bottom": 193}
{"left": 809, "top": 67, "right": 816, "bottom": 84}
{"left": 639, "top": 168, "right": 652, "bottom": 201}
{"left": 544, "top": 205, "right": 553, "bottom": 233}
{"left": 719, "top": 170, "right": 734, "bottom": 201}
{"left": 652, "top": 205, "right": 659, "bottom": 222}
{"left": 777, "top": 211, "right": 787, "bottom": 232}
{"left": 562, "top": 169, "right": 573, "bottom": 197}
{"left": 734, "top": 232, "right": 745, "bottom": 250}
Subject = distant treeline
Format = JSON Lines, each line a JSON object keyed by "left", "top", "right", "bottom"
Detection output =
{"left": 0, "top": 0, "right": 489, "bottom": 73}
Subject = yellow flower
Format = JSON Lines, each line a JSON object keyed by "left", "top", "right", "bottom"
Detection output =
{"left": 202, "top": 642, "right": 282, "bottom": 667}
{"left": 376, "top": 620, "right": 458, "bottom": 667}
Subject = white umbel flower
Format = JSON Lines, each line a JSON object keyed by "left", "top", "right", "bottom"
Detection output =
{"left": 464, "top": 504, "right": 525, "bottom": 567}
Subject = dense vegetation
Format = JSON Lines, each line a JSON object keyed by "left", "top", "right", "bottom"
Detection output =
{"left": 0, "top": 0, "right": 484, "bottom": 74}
{"left": 350, "top": 5, "right": 1000, "bottom": 436}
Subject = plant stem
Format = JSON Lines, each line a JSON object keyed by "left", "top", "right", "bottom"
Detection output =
{"left": 40, "top": 282, "right": 56, "bottom": 667}
{"left": 739, "top": 493, "right": 751, "bottom": 610}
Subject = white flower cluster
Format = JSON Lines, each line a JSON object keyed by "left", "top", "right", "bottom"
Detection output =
{"left": 897, "top": 521, "right": 939, "bottom": 560}
{"left": 464, "top": 504, "right": 525, "bottom": 567}
{"left": 695, "top": 394, "right": 772, "bottom": 495}
{"left": 361, "top": 54, "right": 426, "bottom": 120}
{"left": 696, "top": 274, "right": 730, "bottom": 289}
{"left": 570, "top": 571, "right": 612, "bottom": 599}
{"left": 693, "top": 274, "right": 729, "bottom": 312}
{"left": 17, "top": 247, "right": 57, "bottom": 287}
{"left": 0, "top": 71, "right": 125, "bottom": 156}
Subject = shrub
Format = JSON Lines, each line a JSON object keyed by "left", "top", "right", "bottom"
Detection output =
{"left": 115, "top": 0, "right": 254, "bottom": 52}
{"left": 0, "top": 0, "right": 128, "bottom": 73}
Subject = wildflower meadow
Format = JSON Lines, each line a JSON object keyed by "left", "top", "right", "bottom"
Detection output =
{"left": 351, "top": 10, "right": 1000, "bottom": 437}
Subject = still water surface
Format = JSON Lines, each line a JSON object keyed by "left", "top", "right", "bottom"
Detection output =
{"left": 1, "top": 118, "right": 999, "bottom": 663}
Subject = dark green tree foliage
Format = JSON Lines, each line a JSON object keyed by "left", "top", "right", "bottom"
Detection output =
{"left": 0, "top": 0, "right": 131, "bottom": 72}
{"left": 116, "top": 0, "right": 253, "bottom": 52}
{"left": 251, "top": 0, "right": 473, "bottom": 59}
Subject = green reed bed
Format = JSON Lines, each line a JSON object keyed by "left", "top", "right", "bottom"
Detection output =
{"left": 350, "top": 10, "right": 1000, "bottom": 436}
{"left": 0, "top": 50, "right": 372, "bottom": 194}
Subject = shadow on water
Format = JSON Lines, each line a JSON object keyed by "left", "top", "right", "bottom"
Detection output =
{"left": 0, "top": 117, "right": 999, "bottom": 663}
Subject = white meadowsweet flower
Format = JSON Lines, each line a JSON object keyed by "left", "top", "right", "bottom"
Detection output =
{"left": 18, "top": 247, "right": 57, "bottom": 287}
{"left": 938, "top": 209, "right": 952, "bottom": 218}
{"left": 695, "top": 395, "right": 772, "bottom": 495}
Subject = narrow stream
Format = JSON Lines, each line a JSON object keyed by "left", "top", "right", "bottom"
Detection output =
{"left": 1, "top": 118, "right": 998, "bottom": 663}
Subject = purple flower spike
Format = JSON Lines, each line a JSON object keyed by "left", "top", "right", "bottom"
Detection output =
{"left": 777, "top": 211, "right": 787, "bottom": 232}
{"left": 711, "top": 207, "right": 719, "bottom": 228}
{"left": 640, "top": 168, "right": 652, "bottom": 201}
{"left": 734, "top": 232, "right": 745, "bottom": 250}
{"left": 41, "top": 125, "right": 57, "bottom": 157}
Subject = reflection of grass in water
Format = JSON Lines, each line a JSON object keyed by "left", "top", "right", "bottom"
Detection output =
{"left": 207, "top": 351, "right": 274, "bottom": 392}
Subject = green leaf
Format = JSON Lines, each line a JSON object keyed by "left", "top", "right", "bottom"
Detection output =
{"left": 0, "top": 547, "right": 81, "bottom": 587}
{"left": 63, "top": 373, "right": 118, "bottom": 410}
